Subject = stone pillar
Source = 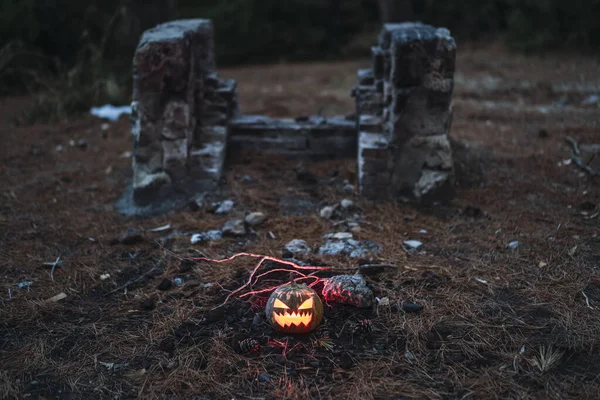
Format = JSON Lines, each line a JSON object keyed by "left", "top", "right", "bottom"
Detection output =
{"left": 356, "top": 23, "right": 456, "bottom": 204}
{"left": 131, "top": 19, "right": 214, "bottom": 205}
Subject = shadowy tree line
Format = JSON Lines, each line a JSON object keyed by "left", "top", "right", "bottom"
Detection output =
{"left": 1, "top": 0, "right": 598, "bottom": 120}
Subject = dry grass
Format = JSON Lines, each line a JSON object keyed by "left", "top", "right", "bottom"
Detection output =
{"left": 1, "top": 44, "right": 599, "bottom": 399}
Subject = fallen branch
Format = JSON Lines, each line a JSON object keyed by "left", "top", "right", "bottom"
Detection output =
{"left": 565, "top": 136, "right": 599, "bottom": 177}
{"left": 191, "top": 253, "right": 396, "bottom": 309}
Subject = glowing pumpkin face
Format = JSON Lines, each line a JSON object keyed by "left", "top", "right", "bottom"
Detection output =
{"left": 265, "top": 282, "right": 323, "bottom": 334}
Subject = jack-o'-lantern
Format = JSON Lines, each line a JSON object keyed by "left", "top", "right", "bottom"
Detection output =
{"left": 265, "top": 282, "right": 323, "bottom": 334}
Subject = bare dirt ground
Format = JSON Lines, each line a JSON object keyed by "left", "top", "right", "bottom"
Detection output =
{"left": 1, "top": 43, "right": 599, "bottom": 400}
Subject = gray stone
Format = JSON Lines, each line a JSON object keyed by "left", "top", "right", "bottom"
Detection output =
{"left": 284, "top": 239, "right": 312, "bottom": 255}
{"left": 321, "top": 274, "right": 374, "bottom": 308}
{"left": 323, "top": 232, "right": 353, "bottom": 240}
{"left": 319, "top": 206, "right": 336, "bottom": 219}
{"left": 245, "top": 212, "right": 266, "bottom": 226}
{"left": 221, "top": 219, "right": 246, "bottom": 236}
{"left": 340, "top": 199, "right": 354, "bottom": 209}
{"left": 318, "top": 238, "right": 381, "bottom": 258}
{"left": 190, "top": 230, "right": 222, "bottom": 244}
{"left": 214, "top": 200, "right": 234, "bottom": 215}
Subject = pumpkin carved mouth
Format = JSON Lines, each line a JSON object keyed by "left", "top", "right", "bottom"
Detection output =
{"left": 273, "top": 310, "right": 313, "bottom": 328}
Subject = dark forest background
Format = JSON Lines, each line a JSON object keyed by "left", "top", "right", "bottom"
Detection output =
{"left": 1, "top": 0, "right": 599, "bottom": 121}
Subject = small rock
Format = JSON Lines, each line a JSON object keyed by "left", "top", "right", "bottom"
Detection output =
{"left": 507, "top": 241, "right": 520, "bottom": 249}
{"left": 214, "top": 200, "right": 234, "bottom": 215}
{"left": 241, "top": 175, "right": 253, "bottom": 183}
{"left": 319, "top": 238, "right": 381, "bottom": 258}
{"left": 403, "top": 240, "right": 422, "bottom": 249}
{"left": 320, "top": 206, "right": 336, "bottom": 219}
{"left": 404, "top": 215, "right": 415, "bottom": 221}
{"left": 322, "top": 274, "right": 374, "bottom": 308}
{"left": 323, "top": 232, "right": 353, "bottom": 240}
{"left": 340, "top": 199, "right": 354, "bottom": 209}
{"left": 189, "top": 194, "right": 206, "bottom": 211}
{"left": 55, "top": 144, "right": 64, "bottom": 152}
{"left": 191, "top": 230, "right": 222, "bottom": 244}
{"left": 120, "top": 228, "right": 144, "bottom": 245}
{"left": 141, "top": 298, "right": 155, "bottom": 310}
{"left": 462, "top": 206, "right": 486, "bottom": 218}
{"left": 76, "top": 139, "right": 87, "bottom": 149}
{"left": 245, "top": 212, "right": 266, "bottom": 226}
{"left": 222, "top": 220, "right": 246, "bottom": 236}
{"left": 252, "top": 313, "right": 262, "bottom": 327}
{"left": 401, "top": 302, "right": 424, "bottom": 313}
{"left": 173, "top": 277, "right": 184, "bottom": 287}
{"left": 257, "top": 373, "right": 270, "bottom": 383}
{"left": 296, "top": 169, "right": 318, "bottom": 184}
{"left": 179, "top": 260, "right": 197, "bottom": 273}
{"left": 343, "top": 183, "right": 355, "bottom": 194}
{"left": 285, "top": 239, "right": 312, "bottom": 255}
{"left": 419, "top": 229, "right": 427, "bottom": 234}
{"left": 580, "top": 201, "right": 596, "bottom": 211}
{"left": 18, "top": 281, "right": 33, "bottom": 289}
{"left": 582, "top": 95, "right": 599, "bottom": 105}
{"left": 157, "top": 278, "right": 172, "bottom": 291}
{"left": 100, "top": 273, "right": 110, "bottom": 281}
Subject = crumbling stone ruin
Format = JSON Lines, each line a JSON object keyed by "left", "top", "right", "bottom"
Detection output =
{"left": 123, "top": 19, "right": 456, "bottom": 214}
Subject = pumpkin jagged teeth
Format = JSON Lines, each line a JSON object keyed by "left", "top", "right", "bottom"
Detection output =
{"left": 274, "top": 311, "right": 313, "bottom": 328}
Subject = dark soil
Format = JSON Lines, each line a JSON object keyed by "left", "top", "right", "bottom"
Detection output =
{"left": 1, "top": 43, "right": 599, "bottom": 399}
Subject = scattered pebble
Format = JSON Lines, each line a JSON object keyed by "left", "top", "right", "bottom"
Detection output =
{"left": 507, "top": 240, "right": 520, "bottom": 249}
{"left": 119, "top": 228, "right": 144, "bottom": 245}
{"left": 141, "top": 298, "right": 155, "bottom": 310}
{"left": 403, "top": 240, "right": 422, "bottom": 249}
{"left": 173, "top": 277, "right": 184, "bottom": 287}
{"left": 55, "top": 145, "right": 64, "bottom": 152}
{"left": 257, "top": 373, "right": 270, "bottom": 383}
{"left": 340, "top": 199, "right": 354, "bottom": 209}
{"left": 580, "top": 201, "right": 596, "bottom": 211}
{"left": 18, "top": 281, "right": 32, "bottom": 290}
{"left": 321, "top": 274, "right": 374, "bottom": 308}
{"left": 319, "top": 238, "right": 381, "bottom": 258}
{"left": 157, "top": 278, "right": 172, "bottom": 291}
{"left": 100, "top": 273, "right": 111, "bottom": 281}
{"left": 319, "top": 206, "right": 336, "bottom": 219}
{"left": 245, "top": 212, "right": 266, "bottom": 226}
{"left": 284, "top": 239, "right": 312, "bottom": 255}
{"left": 403, "top": 215, "right": 415, "bottom": 221}
{"left": 419, "top": 229, "right": 427, "bottom": 234}
{"left": 190, "top": 230, "right": 222, "bottom": 244}
{"left": 221, "top": 220, "right": 246, "bottom": 236}
{"left": 323, "top": 232, "right": 353, "bottom": 240}
{"left": 214, "top": 200, "right": 234, "bottom": 215}
{"left": 343, "top": 183, "right": 355, "bottom": 193}
{"left": 401, "top": 302, "right": 424, "bottom": 313}
{"left": 582, "top": 95, "right": 599, "bottom": 105}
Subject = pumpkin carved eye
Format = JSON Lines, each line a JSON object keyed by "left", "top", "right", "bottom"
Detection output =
{"left": 298, "top": 298, "right": 313, "bottom": 310}
{"left": 273, "top": 299, "right": 290, "bottom": 309}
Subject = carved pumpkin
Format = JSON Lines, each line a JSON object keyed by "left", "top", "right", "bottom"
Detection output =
{"left": 265, "top": 282, "right": 323, "bottom": 334}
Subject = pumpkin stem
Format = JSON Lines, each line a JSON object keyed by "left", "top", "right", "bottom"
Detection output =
{"left": 288, "top": 273, "right": 296, "bottom": 285}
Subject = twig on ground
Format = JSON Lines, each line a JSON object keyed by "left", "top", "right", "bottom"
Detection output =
{"left": 581, "top": 291, "right": 594, "bottom": 309}
{"left": 565, "top": 136, "right": 599, "bottom": 177}
{"left": 104, "top": 257, "right": 165, "bottom": 297}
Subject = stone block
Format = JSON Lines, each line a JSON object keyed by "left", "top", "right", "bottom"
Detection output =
{"left": 388, "top": 23, "right": 456, "bottom": 88}
{"left": 162, "top": 139, "right": 188, "bottom": 180}
{"left": 372, "top": 47, "right": 384, "bottom": 79}
{"left": 389, "top": 87, "right": 452, "bottom": 140}
{"left": 162, "top": 100, "right": 193, "bottom": 140}
{"left": 357, "top": 69, "right": 374, "bottom": 86}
